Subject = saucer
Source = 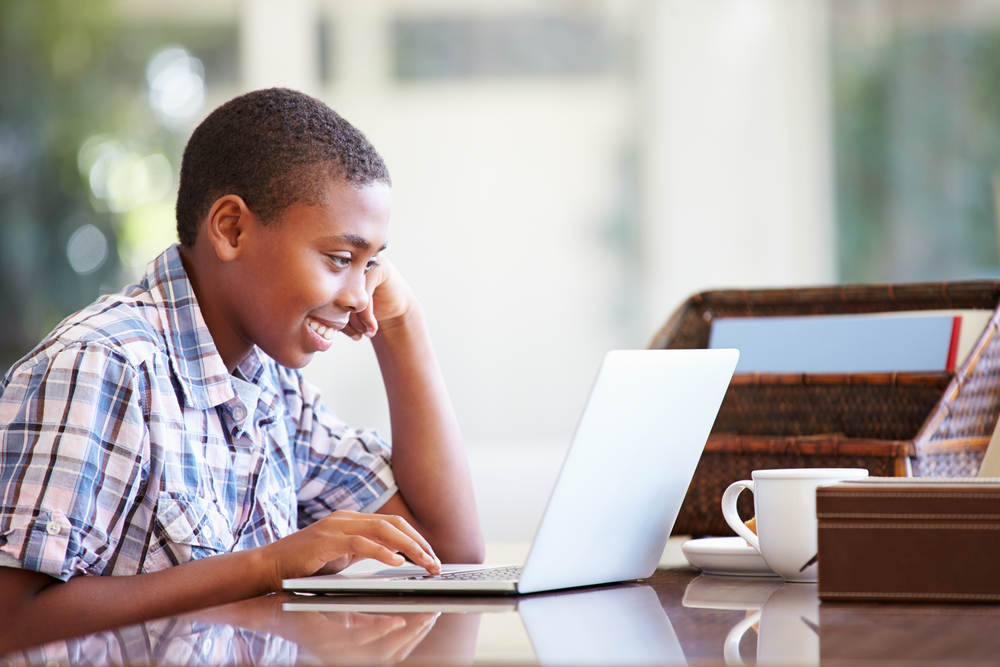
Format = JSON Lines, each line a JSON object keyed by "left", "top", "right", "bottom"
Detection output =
{"left": 681, "top": 537, "right": 778, "bottom": 577}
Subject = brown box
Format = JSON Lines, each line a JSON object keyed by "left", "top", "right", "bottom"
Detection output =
{"left": 817, "top": 478, "right": 1000, "bottom": 603}
{"left": 650, "top": 281, "right": 1000, "bottom": 536}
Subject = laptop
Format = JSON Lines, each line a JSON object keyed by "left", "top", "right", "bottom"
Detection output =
{"left": 282, "top": 348, "right": 738, "bottom": 595}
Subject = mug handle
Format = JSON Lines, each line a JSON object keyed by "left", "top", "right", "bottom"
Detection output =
{"left": 721, "top": 480, "right": 760, "bottom": 553}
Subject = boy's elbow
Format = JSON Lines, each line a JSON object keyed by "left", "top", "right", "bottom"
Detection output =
{"left": 462, "top": 522, "right": 486, "bottom": 564}
{"left": 454, "top": 545, "right": 486, "bottom": 565}
{"left": 439, "top": 532, "right": 485, "bottom": 565}
{"left": 463, "top": 537, "right": 486, "bottom": 565}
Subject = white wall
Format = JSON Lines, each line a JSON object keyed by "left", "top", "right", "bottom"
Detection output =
{"left": 240, "top": 0, "right": 320, "bottom": 94}
{"left": 638, "top": 0, "right": 837, "bottom": 336}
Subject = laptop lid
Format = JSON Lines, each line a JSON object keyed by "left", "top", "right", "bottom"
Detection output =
{"left": 282, "top": 348, "right": 737, "bottom": 595}
{"left": 516, "top": 348, "right": 737, "bottom": 593}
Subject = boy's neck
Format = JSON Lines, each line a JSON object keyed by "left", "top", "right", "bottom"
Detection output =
{"left": 177, "top": 243, "right": 251, "bottom": 374}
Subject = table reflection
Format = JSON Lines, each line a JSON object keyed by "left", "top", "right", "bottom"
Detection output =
{"left": 11, "top": 568, "right": 1000, "bottom": 667}
{"left": 819, "top": 601, "right": 1000, "bottom": 663}
{"left": 683, "top": 574, "right": 820, "bottom": 667}
{"left": 1, "top": 582, "right": 679, "bottom": 667}
{"left": 518, "top": 585, "right": 683, "bottom": 665}
{"left": 2, "top": 609, "right": 299, "bottom": 667}
{"left": 284, "top": 584, "right": 683, "bottom": 665}
{"left": 1, "top": 593, "right": 450, "bottom": 667}
{"left": 682, "top": 572, "right": 1000, "bottom": 667}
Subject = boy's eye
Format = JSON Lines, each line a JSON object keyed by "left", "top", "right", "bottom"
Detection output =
{"left": 364, "top": 259, "right": 379, "bottom": 274}
{"left": 328, "top": 255, "right": 350, "bottom": 268}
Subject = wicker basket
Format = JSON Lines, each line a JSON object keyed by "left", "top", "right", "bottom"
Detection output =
{"left": 651, "top": 281, "right": 1000, "bottom": 536}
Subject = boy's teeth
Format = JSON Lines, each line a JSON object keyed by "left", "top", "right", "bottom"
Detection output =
{"left": 308, "top": 317, "right": 336, "bottom": 341}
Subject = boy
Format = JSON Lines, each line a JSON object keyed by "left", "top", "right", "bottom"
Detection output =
{"left": 0, "top": 88, "right": 483, "bottom": 648}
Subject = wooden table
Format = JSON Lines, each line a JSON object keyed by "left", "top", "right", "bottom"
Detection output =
{"left": 5, "top": 566, "right": 1000, "bottom": 665}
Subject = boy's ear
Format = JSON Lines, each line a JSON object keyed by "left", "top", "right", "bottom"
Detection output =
{"left": 205, "top": 195, "right": 254, "bottom": 262}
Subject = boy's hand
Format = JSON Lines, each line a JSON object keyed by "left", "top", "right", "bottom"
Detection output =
{"left": 342, "top": 258, "right": 415, "bottom": 341}
{"left": 259, "top": 510, "right": 440, "bottom": 591}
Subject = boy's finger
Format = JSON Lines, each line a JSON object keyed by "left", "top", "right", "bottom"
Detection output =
{"left": 339, "top": 320, "right": 365, "bottom": 341}
{"left": 322, "top": 513, "right": 439, "bottom": 574}
{"left": 324, "top": 532, "right": 407, "bottom": 570}
{"left": 356, "top": 307, "right": 378, "bottom": 337}
{"left": 361, "top": 512, "right": 438, "bottom": 561}
{"left": 380, "top": 514, "right": 438, "bottom": 562}
{"left": 367, "top": 521, "right": 440, "bottom": 574}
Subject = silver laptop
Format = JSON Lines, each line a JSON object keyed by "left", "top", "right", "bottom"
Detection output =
{"left": 282, "top": 348, "right": 738, "bottom": 595}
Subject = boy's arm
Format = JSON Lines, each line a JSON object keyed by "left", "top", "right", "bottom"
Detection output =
{"left": 372, "top": 303, "right": 484, "bottom": 563}
{"left": 0, "top": 509, "right": 440, "bottom": 653}
{"left": 352, "top": 262, "right": 484, "bottom": 564}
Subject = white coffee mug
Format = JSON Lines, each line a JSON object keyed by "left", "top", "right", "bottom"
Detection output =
{"left": 721, "top": 468, "right": 868, "bottom": 582}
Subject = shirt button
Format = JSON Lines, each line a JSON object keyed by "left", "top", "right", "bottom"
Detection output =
{"left": 231, "top": 405, "right": 247, "bottom": 422}
{"left": 202, "top": 525, "right": 214, "bottom": 539}
{"left": 46, "top": 521, "right": 61, "bottom": 536}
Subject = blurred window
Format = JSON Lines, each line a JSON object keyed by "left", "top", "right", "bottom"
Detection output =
{"left": 392, "top": 14, "right": 618, "bottom": 80}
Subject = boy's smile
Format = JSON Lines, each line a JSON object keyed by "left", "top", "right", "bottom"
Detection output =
{"left": 305, "top": 313, "right": 346, "bottom": 345}
{"left": 187, "top": 180, "right": 392, "bottom": 372}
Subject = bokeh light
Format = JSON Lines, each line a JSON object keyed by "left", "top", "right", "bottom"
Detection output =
{"left": 77, "top": 136, "right": 173, "bottom": 212}
{"left": 146, "top": 45, "right": 205, "bottom": 129}
{"left": 66, "top": 224, "right": 109, "bottom": 275}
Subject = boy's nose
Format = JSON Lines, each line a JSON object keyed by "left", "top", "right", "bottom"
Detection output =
{"left": 335, "top": 272, "right": 370, "bottom": 312}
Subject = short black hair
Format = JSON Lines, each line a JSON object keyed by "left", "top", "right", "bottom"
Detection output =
{"left": 176, "top": 88, "right": 391, "bottom": 247}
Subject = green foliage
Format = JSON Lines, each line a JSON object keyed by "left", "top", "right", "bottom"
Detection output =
{"left": 0, "top": 0, "right": 123, "bottom": 370}
{"left": 0, "top": 3, "right": 233, "bottom": 373}
{"left": 833, "top": 20, "right": 1000, "bottom": 283}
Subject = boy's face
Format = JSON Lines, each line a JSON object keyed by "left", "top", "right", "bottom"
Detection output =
{"left": 232, "top": 180, "right": 391, "bottom": 369}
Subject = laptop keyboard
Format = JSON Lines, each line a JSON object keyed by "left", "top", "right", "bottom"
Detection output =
{"left": 394, "top": 565, "right": 523, "bottom": 581}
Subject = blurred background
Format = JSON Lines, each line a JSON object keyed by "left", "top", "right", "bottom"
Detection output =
{"left": 4, "top": 0, "right": 1000, "bottom": 542}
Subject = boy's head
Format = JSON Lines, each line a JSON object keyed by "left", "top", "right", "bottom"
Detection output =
{"left": 175, "top": 89, "right": 395, "bottom": 372}
{"left": 176, "top": 88, "right": 391, "bottom": 247}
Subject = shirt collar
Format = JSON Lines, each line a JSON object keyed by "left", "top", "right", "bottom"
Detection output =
{"left": 143, "top": 244, "right": 235, "bottom": 410}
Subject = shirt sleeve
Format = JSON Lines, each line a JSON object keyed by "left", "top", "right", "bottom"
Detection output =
{"left": 276, "top": 367, "right": 396, "bottom": 528}
{"left": 0, "top": 343, "right": 148, "bottom": 581}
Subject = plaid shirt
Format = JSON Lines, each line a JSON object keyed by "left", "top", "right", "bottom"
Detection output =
{"left": 0, "top": 245, "right": 395, "bottom": 581}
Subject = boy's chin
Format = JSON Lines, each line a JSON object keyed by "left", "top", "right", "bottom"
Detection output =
{"left": 267, "top": 347, "right": 315, "bottom": 370}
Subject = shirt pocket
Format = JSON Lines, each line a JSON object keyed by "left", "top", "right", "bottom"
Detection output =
{"left": 144, "top": 492, "right": 237, "bottom": 572}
